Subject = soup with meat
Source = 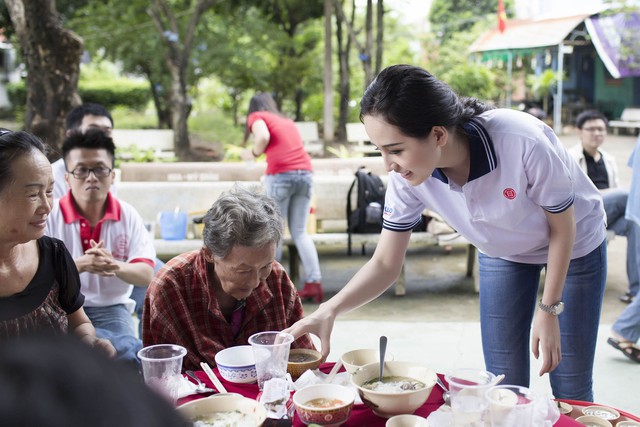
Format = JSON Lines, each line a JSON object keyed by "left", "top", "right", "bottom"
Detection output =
{"left": 361, "top": 376, "right": 426, "bottom": 393}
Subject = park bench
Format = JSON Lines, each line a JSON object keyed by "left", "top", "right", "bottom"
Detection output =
{"left": 294, "top": 121, "right": 324, "bottom": 156}
{"left": 112, "top": 129, "right": 176, "bottom": 160}
{"left": 609, "top": 108, "right": 640, "bottom": 135}
{"left": 346, "top": 122, "right": 379, "bottom": 156}
{"left": 117, "top": 176, "right": 478, "bottom": 295}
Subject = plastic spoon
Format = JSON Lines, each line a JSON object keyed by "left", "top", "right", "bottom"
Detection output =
{"left": 436, "top": 376, "right": 451, "bottom": 405}
{"left": 379, "top": 336, "right": 388, "bottom": 383}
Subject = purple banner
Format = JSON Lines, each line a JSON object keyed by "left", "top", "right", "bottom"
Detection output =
{"left": 586, "top": 12, "right": 640, "bottom": 79}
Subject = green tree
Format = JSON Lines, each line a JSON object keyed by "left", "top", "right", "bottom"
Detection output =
{"left": 429, "top": 0, "right": 514, "bottom": 45}
{"left": 4, "top": 0, "right": 83, "bottom": 156}
{"left": 527, "top": 69, "right": 563, "bottom": 117}
{"left": 442, "top": 64, "right": 498, "bottom": 100}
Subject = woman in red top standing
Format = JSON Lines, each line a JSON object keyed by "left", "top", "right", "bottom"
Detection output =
{"left": 243, "top": 93, "right": 323, "bottom": 302}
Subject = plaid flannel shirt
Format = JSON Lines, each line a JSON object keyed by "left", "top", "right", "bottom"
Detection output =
{"left": 142, "top": 248, "right": 314, "bottom": 371}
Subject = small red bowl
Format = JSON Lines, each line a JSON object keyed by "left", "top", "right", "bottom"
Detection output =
{"left": 293, "top": 383, "right": 355, "bottom": 427}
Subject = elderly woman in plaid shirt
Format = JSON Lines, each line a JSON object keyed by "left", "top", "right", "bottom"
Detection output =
{"left": 142, "top": 186, "right": 315, "bottom": 371}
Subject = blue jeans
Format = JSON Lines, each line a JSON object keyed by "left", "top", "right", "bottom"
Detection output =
{"left": 264, "top": 171, "right": 321, "bottom": 284}
{"left": 131, "top": 257, "right": 165, "bottom": 338}
{"left": 478, "top": 240, "right": 606, "bottom": 401}
{"left": 85, "top": 305, "right": 142, "bottom": 368}
{"left": 612, "top": 289, "right": 640, "bottom": 343}
{"left": 604, "top": 189, "right": 640, "bottom": 296}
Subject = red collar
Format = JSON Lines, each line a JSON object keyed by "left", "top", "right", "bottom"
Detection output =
{"left": 59, "top": 192, "right": 121, "bottom": 224}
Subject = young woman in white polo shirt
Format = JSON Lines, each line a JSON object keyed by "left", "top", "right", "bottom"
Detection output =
{"left": 286, "top": 64, "right": 607, "bottom": 401}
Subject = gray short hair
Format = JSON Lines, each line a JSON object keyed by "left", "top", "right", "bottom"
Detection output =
{"left": 202, "top": 185, "right": 283, "bottom": 258}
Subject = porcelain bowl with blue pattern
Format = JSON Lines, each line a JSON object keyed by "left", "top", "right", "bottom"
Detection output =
{"left": 215, "top": 345, "right": 257, "bottom": 384}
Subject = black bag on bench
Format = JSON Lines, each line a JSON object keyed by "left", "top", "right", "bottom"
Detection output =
{"left": 346, "top": 167, "right": 386, "bottom": 255}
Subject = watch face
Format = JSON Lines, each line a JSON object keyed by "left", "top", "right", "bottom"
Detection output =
{"left": 554, "top": 302, "right": 565, "bottom": 315}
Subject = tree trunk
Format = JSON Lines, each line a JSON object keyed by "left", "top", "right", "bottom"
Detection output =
{"left": 335, "top": 0, "right": 353, "bottom": 142}
{"left": 144, "top": 68, "right": 172, "bottom": 129}
{"left": 149, "top": 0, "right": 215, "bottom": 159}
{"left": 363, "top": 0, "right": 373, "bottom": 88}
{"left": 375, "top": 0, "right": 384, "bottom": 76}
{"left": 5, "top": 0, "right": 82, "bottom": 159}
{"left": 323, "top": 0, "right": 334, "bottom": 143}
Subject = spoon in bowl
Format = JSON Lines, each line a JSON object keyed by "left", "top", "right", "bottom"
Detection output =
{"left": 379, "top": 336, "right": 388, "bottom": 383}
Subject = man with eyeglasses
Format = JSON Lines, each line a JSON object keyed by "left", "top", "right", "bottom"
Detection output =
{"left": 52, "top": 103, "right": 114, "bottom": 200}
{"left": 46, "top": 129, "right": 155, "bottom": 367}
{"left": 569, "top": 110, "right": 639, "bottom": 305}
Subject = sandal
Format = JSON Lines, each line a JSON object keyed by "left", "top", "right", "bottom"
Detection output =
{"left": 618, "top": 292, "right": 635, "bottom": 304}
{"left": 607, "top": 337, "right": 640, "bottom": 363}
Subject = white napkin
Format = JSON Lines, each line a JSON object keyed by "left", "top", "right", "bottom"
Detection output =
{"left": 175, "top": 375, "right": 199, "bottom": 399}
{"left": 293, "top": 369, "right": 363, "bottom": 405}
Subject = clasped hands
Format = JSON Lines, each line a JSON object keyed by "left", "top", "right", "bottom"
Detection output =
{"left": 77, "top": 239, "right": 120, "bottom": 276}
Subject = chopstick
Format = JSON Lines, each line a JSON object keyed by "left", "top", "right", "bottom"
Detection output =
{"left": 200, "top": 362, "right": 228, "bottom": 394}
{"left": 325, "top": 359, "right": 343, "bottom": 383}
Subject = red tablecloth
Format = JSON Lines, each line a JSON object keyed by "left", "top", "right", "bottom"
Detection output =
{"left": 178, "top": 363, "right": 635, "bottom": 426}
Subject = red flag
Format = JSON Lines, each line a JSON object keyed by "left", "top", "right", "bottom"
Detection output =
{"left": 498, "top": 0, "right": 507, "bottom": 33}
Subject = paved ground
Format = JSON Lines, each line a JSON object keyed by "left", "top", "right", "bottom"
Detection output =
{"left": 298, "top": 131, "right": 640, "bottom": 415}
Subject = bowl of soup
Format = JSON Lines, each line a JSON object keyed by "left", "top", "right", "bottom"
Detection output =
{"left": 288, "top": 348, "right": 323, "bottom": 379}
{"left": 351, "top": 361, "right": 437, "bottom": 418}
{"left": 293, "top": 383, "right": 356, "bottom": 426}
{"left": 177, "top": 393, "right": 267, "bottom": 426}
{"left": 341, "top": 348, "right": 395, "bottom": 375}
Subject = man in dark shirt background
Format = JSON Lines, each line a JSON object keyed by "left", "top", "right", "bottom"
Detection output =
{"left": 569, "top": 110, "right": 639, "bottom": 304}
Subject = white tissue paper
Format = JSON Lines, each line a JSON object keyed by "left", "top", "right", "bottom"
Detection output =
{"left": 175, "top": 375, "right": 199, "bottom": 399}
{"left": 292, "top": 369, "right": 362, "bottom": 405}
{"left": 259, "top": 377, "right": 293, "bottom": 419}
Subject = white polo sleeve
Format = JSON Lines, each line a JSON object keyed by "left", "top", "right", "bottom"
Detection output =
{"left": 382, "top": 172, "right": 426, "bottom": 231}
{"left": 524, "top": 128, "right": 575, "bottom": 213}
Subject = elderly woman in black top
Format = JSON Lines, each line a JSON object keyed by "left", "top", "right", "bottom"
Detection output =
{"left": 0, "top": 129, "right": 114, "bottom": 356}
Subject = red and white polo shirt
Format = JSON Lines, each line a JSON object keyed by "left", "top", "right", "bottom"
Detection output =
{"left": 46, "top": 193, "right": 155, "bottom": 310}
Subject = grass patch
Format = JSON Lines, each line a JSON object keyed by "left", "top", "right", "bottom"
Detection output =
{"left": 189, "top": 108, "right": 244, "bottom": 147}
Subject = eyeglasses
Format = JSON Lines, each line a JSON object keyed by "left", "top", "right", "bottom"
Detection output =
{"left": 582, "top": 127, "right": 607, "bottom": 133}
{"left": 69, "top": 166, "right": 113, "bottom": 179}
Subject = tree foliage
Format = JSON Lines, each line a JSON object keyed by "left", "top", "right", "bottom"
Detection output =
{"left": 4, "top": 0, "right": 83, "bottom": 156}
{"left": 429, "top": 0, "right": 514, "bottom": 44}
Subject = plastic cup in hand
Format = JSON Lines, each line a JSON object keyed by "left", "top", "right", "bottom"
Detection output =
{"left": 137, "top": 344, "right": 187, "bottom": 405}
{"left": 485, "top": 385, "right": 536, "bottom": 427}
{"left": 445, "top": 368, "right": 497, "bottom": 427}
{"left": 248, "top": 331, "right": 294, "bottom": 390}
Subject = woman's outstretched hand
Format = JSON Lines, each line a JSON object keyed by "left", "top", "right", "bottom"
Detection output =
{"left": 284, "top": 305, "right": 336, "bottom": 362}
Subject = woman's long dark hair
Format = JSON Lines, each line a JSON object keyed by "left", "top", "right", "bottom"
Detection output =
{"left": 360, "top": 64, "right": 492, "bottom": 138}
{"left": 243, "top": 92, "right": 282, "bottom": 144}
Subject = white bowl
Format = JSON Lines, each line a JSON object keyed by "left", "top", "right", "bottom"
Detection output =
{"left": 581, "top": 405, "right": 620, "bottom": 421}
{"left": 214, "top": 345, "right": 257, "bottom": 384}
{"left": 351, "top": 361, "right": 437, "bottom": 418}
{"left": 177, "top": 394, "right": 266, "bottom": 426}
{"left": 293, "top": 383, "right": 356, "bottom": 427}
{"left": 575, "top": 415, "right": 613, "bottom": 427}
{"left": 341, "top": 348, "right": 395, "bottom": 375}
{"left": 386, "top": 414, "right": 430, "bottom": 427}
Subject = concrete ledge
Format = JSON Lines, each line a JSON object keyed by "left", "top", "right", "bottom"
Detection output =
{"left": 119, "top": 157, "right": 387, "bottom": 182}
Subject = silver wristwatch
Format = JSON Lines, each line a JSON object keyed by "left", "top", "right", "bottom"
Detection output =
{"left": 538, "top": 299, "right": 565, "bottom": 316}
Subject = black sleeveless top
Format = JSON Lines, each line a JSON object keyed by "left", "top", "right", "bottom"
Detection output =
{"left": 0, "top": 236, "right": 84, "bottom": 338}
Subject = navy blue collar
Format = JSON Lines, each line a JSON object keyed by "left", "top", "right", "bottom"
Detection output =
{"left": 431, "top": 119, "right": 498, "bottom": 184}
